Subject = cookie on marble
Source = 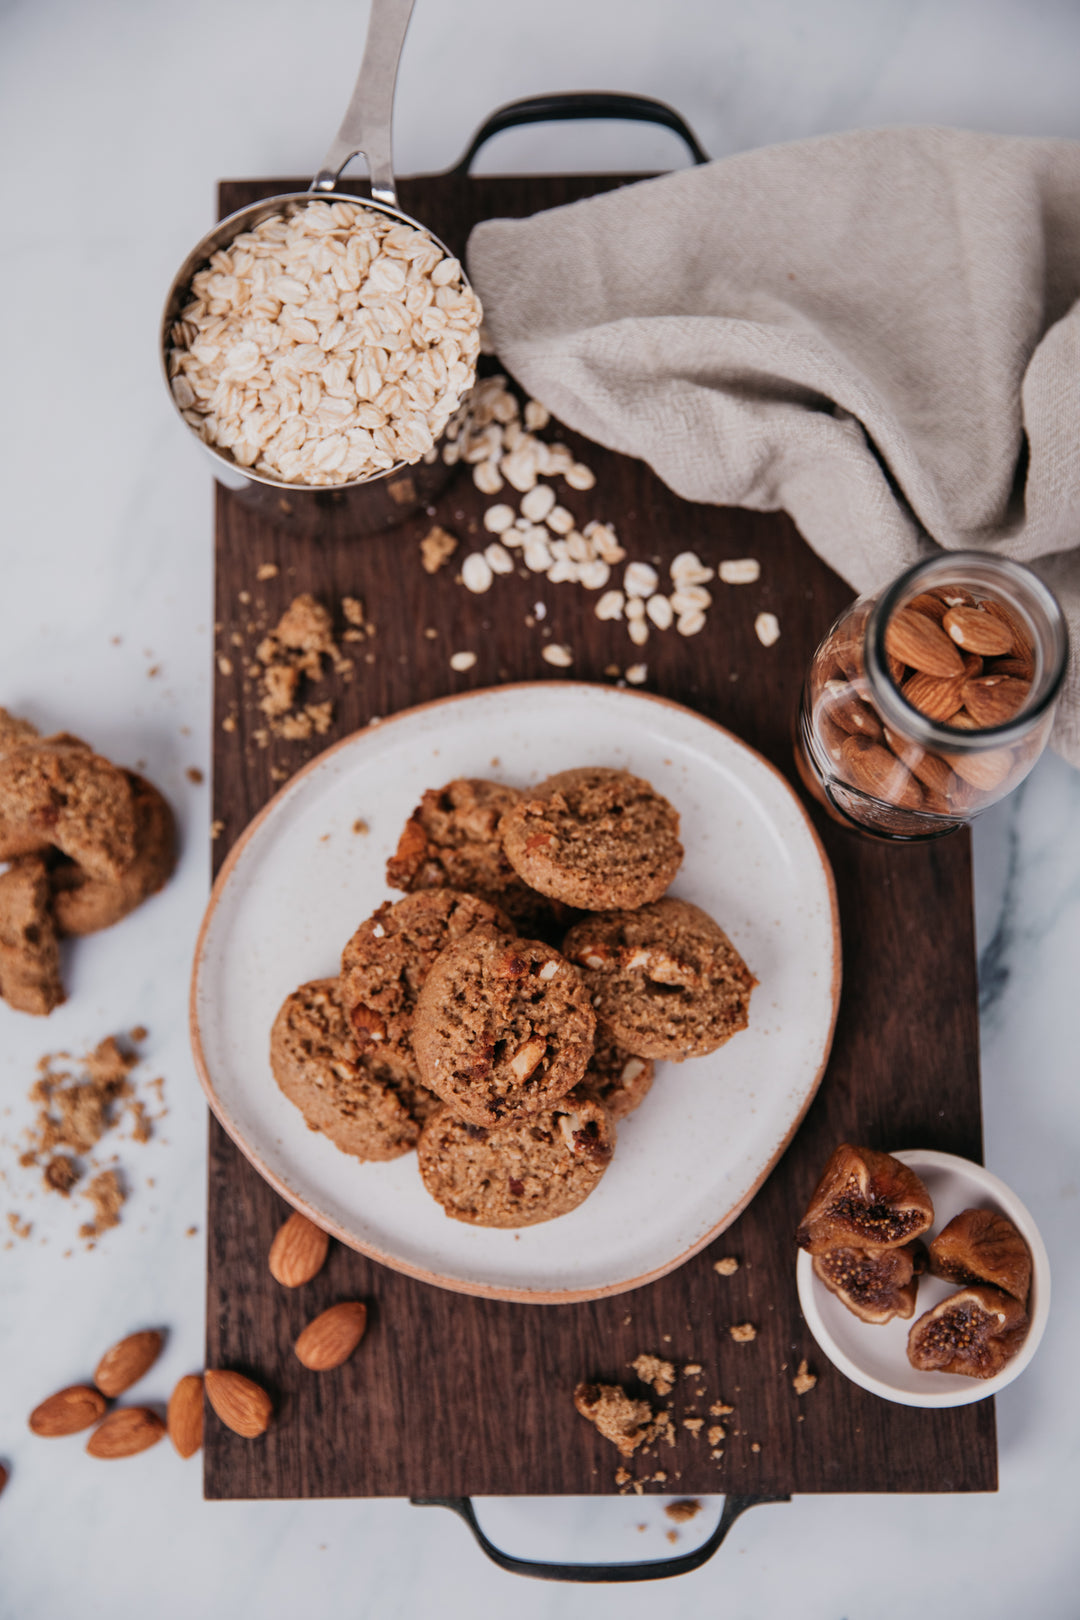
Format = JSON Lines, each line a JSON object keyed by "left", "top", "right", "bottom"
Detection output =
{"left": 563, "top": 897, "right": 755, "bottom": 1062}
{"left": 386, "top": 776, "right": 570, "bottom": 934}
{"left": 580, "top": 1030, "right": 654, "bottom": 1122}
{"left": 412, "top": 930, "right": 595, "bottom": 1126}
{"left": 339, "top": 888, "right": 512, "bottom": 1079}
{"left": 499, "top": 766, "right": 682, "bottom": 911}
{"left": 416, "top": 1091, "right": 614, "bottom": 1228}
{"left": 51, "top": 772, "right": 176, "bottom": 935}
{"left": 0, "top": 738, "right": 137, "bottom": 880}
{"left": 271, "top": 978, "right": 438, "bottom": 1161}
{"left": 0, "top": 855, "right": 65, "bottom": 1016}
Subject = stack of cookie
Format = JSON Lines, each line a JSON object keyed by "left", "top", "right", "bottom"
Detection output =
{"left": 271, "top": 767, "right": 756, "bottom": 1229}
{"left": 0, "top": 710, "right": 176, "bottom": 1015}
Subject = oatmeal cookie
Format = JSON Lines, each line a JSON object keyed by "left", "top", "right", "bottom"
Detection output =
{"left": 499, "top": 766, "right": 682, "bottom": 910}
{"left": 51, "top": 773, "right": 176, "bottom": 935}
{"left": 563, "top": 898, "right": 755, "bottom": 1061}
{"left": 271, "top": 978, "right": 438, "bottom": 1161}
{"left": 0, "top": 855, "right": 65, "bottom": 1016}
{"left": 0, "top": 708, "right": 41, "bottom": 756}
{"left": 387, "top": 777, "right": 569, "bottom": 933}
{"left": 340, "top": 888, "right": 512, "bottom": 1078}
{"left": 580, "top": 1030, "right": 654, "bottom": 1122}
{"left": 412, "top": 931, "right": 595, "bottom": 1126}
{"left": 0, "top": 739, "right": 136, "bottom": 880}
{"left": 416, "top": 1091, "right": 614, "bottom": 1227}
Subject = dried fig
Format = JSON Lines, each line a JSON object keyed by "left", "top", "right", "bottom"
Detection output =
{"left": 796, "top": 1144, "right": 934, "bottom": 1254}
{"left": 928, "top": 1208, "right": 1031, "bottom": 1304}
{"left": 812, "top": 1240, "right": 925, "bottom": 1324}
{"left": 907, "top": 1284, "right": 1028, "bottom": 1378}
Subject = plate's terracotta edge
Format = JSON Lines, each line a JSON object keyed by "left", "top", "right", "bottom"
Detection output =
{"left": 190, "top": 681, "right": 843, "bottom": 1305}
{"left": 796, "top": 1148, "right": 1051, "bottom": 1407}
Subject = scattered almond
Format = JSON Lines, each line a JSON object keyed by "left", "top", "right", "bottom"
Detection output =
{"left": 268, "top": 1210, "right": 329, "bottom": 1288}
{"left": 94, "top": 1330, "right": 164, "bottom": 1398}
{"left": 294, "top": 1302, "right": 368, "bottom": 1371}
{"left": 885, "top": 608, "right": 965, "bottom": 678}
{"left": 86, "top": 1407, "right": 166, "bottom": 1458}
{"left": 204, "top": 1369, "right": 273, "bottom": 1438}
{"left": 167, "top": 1374, "right": 204, "bottom": 1459}
{"left": 29, "top": 1384, "right": 107, "bottom": 1437}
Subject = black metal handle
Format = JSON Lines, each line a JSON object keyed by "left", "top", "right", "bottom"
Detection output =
{"left": 411, "top": 1493, "right": 788, "bottom": 1583}
{"left": 449, "top": 91, "right": 710, "bottom": 175}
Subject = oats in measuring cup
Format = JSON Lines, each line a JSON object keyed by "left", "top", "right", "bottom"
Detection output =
{"left": 167, "top": 199, "right": 482, "bottom": 486}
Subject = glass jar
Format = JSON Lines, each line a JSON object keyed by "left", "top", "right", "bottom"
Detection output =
{"left": 795, "top": 552, "right": 1068, "bottom": 840}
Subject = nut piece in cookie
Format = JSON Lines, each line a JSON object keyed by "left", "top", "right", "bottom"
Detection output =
{"left": 271, "top": 979, "right": 438, "bottom": 1161}
{"left": 417, "top": 1091, "right": 614, "bottom": 1227}
{"left": 0, "top": 855, "right": 65, "bottom": 1015}
{"left": 906, "top": 1284, "right": 1028, "bottom": 1378}
{"left": 51, "top": 773, "right": 176, "bottom": 935}
{"left": 499, "top": 766, "right": 682, "bottom": 911}
{"left": 388, "top": 777, "right": 573, "bottom": 937}
{"left": 580, "top": 1030, "right": 654, "bottom": 1122}
{"left": 564, "top": 897, "right": 755, "bottom": 1062}
{"left": 795, "top": 1144, "right": 934, "bottom": 1254}
{"left": 412, "top": 932, "right": 596, "bottom": 1126}
{"left": 573, "top": 1382, "right": 654, "bottom": 1456}
{"left": 927, "top": 1208, "right": 1031, "bottom": 1304}
{"left": 340, "top": 889, "right": 512, "bottom": 1080}
{"left": 0, "top": 740, "right": 137, "bottom": 880}
{"left": 811, "top": 1240, "right": 926, "bottom": 1324}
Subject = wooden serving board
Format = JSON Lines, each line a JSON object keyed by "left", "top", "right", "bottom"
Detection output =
{"left": 204, "top": 172, "right": 995, "bottom": 1500}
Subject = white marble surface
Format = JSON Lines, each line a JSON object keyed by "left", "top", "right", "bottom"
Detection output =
{"left": 1, "top": 1, "right": 1079, "bottom": 1614}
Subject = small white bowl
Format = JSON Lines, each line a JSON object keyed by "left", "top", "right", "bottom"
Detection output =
{"left": 796, "top": 1149, "right": 1050, "bottom": 1407}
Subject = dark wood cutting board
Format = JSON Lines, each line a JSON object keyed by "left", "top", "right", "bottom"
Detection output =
{"left": 204, "top": 171, "right": 994, "bottom": 1500}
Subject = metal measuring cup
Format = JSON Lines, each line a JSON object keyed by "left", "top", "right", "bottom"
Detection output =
{"left": 159, "top": 0, "right": 471, "bottom": 536}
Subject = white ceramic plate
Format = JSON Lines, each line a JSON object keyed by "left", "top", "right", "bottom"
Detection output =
{"left": 191, "top": 683, "right": 840, "bottom": 1302}
{"left": 796, "top": 1148, "right": 1051, "bottom": 1406}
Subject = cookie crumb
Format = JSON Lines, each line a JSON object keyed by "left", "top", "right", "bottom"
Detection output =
{"left": 729, "top": 1323, "right": 757, "bottom": 1342}
{"left": 256, "top": 563, "right": 279, "bottom": 581}
{"left": 631, "top": 1354, "right": 676, "bottom": 1397}
{"left": 707, "top": 1424, "right": 725, "bottom": 1445}
{"left": 792, "top": 1359, "right": 817, "bottom": 1396}
{"left": 79, "top": 1168, "right": 123, "bottom": 1238}
{"left": 185, "top": 767, "right": 204, "bottom": 785}
{"left": 342, "top": 596, "right": 365, "bottom": 628}
{"left": 210, "top": 820, "right": 225, "bottom": 841}
{"left": 664, "top": 1499, "right": 701, "bottom": 1524}
{"left": 352, "top": 819, "right": 370, "bottom": 835}
{"left": 185, "top": 1225, "right": 198, "bottom": 1237}
{"left": 666, "top": 1530, "right": 679, "bottom": 1545}
{"left": 42, "top": 1155, "right": 79, "bottom": 1196}
{"left": 709, "top": 1399, "right": 735, "bottom": 1416}
{"left": 682, "top": 1363, "right": 702, "bottom": 1378}
{"left": 221, "top": 714, "right": 237, "bottom": 733}
{"left": 713, "top": 1256, "right": 739, "bottom": 1275}
{"left": 682, "top": 1418, "right": 703, "bottom": 1435}
{"left": 750, "top": 1442, "right": 761, "bottom": 1453}
{"left": 421, "top": 525, "right": 458, "bottom": 574}
{"left": 7, "top": 1212, "right": 31, "bottom": 1240}
{"left": 129, "top": 1027, "right": 148, "bottom": 1043}
{"left": 574, "top": 1382, "right": 654, "bottom": 1457}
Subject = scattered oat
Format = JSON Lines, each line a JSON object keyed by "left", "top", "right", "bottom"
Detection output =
{"left": 792, "top": 1359, "right": 817, "bottom": 1396}
{"left": 524, "top": 399, "right": 550, "bottom": 432}
{"left": 624, "top": 561, "right": 659, "bottom": 599}
{"left": 420, "top": 526, "right": 457, "bottom": 574}
{"left": 521, "top": 484, "right": 556, "bottom": 523}
{"left": 628, "top": 619, "right": 649, "bottom": 647}
{"left": 483, "top": 542, "right": 514, "bottom": 575}
{"left": 449, "top": 651, "right": 477, "bottom": 673}
{"left": 461, "top": 552, "right": 494, "bottom": 594}
{"left": 729, "top": 1323, "right": 757, "bottom": 1342}
{"left": 565, "top": 462, "right": 596, "bottom": 491}
{"left": 719, "top": 558, "right": 760, "bottom": 585}
{"left": 216, "top": 655, "right": 234, "bottom": 677}
{"left": 595, "top": 590, "right": 625, "bottom": 622}
{"left": 713, "top": 1256, "right": 739, "bottom": 1275}
{"left": 631, "top": 1354, "right": 676, "bottom": 1397}
{"left": 665, "top": 1499, "right": 702, "bottom": 1524}
{"left": 541, "top": 644, "right": 573, "bottom": 668}
{"left": 482, "top": 504, "right": 515, "bottom": 535}
{"left": 646, "top": 594, "right": 674, "bottom": 630}
{"left": 676, "top": 610, "right": 706, "bottom": 637}
{"left": 625, "top": 664, "right": 647, "bottom": 685}
{"left": 185, "top": 766, "right": 204, "bottom": 785}
{"left": 670, "top": 552, "right": 714, "bottom": 586}
{"left": 754, "top": 612, "right": 780, "bottom": 647}
{"left": 256, "top": 563, "right": 279, "bottom": 581}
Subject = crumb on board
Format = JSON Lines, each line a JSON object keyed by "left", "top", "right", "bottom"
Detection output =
{"left": 210, "top": 820, "right": 225, "bottom": 841}
{"left": 682, "top": 1363, "right": 702, "bottom": 1378}
{"left": 713, "top": 1256, "right": 739, "bottom": 1275}
{"left": 631, "top": 1354, "right": 676, "bottom": 1397}
{"left": 792, "top": 1359, "right": 817, "bottom": 1395}
{"left": 682, "top": 1418, "right": 704, "bottom": 1435}
{"left": 574, "top": 1383, "right": 654, "bottom": 1457}
{"left": 729, "top": 1323, "right": 757, "bottom": 1342}
{"left": 709, "top": 1400, "right": 734, "bottom": 1417}
{"left": 421, "top": 525, "right": 458, "bottom": 574}
{"left": 352, "top": 819, "right": 369, "bottom": 835}
{"left": 185, "top": 767, "right": 204, "bottom": 785}
{"left": 707, "top": 1425, "right": 725, "bottom": 1446}
{"left": 256, "top": 563, "right": 279, "bottom": 581}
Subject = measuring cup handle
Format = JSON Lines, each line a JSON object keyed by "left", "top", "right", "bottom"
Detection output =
{"left": 449, "top": 91, "right": 710, "bottom": 175}
{"left": 312, "top": 0, "right": 415, "bottom": 207}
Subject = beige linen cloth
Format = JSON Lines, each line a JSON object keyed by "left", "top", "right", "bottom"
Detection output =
{"left": 467, "top": 127, "right": 1080, "bottom": 766}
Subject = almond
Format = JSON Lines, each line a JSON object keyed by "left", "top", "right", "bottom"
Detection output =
{"left": 204, "top": 1369, "right": 273, "bottom": 1437}
{"left": 294, "top": 1302, "right": 368, "bottom": 1371}
{"left": 167, "top": 1374, "right": 204, "bottom": 1459}
{"left": 885, "top": 608, "right": 965, "bottom": 678}
{"left": 943, "top": 605, "right": 1014, "bottom": 656}
{"left": 944, "top": 747, "right": 1015, "bottom": 792}
{"left": 961, "top": 675, "right": 1030, "bottom": 728}
{"left": 86, "top": 1407, "right": 166, "bottom": 1458}
{"left": 991, "top": 655, "right": 1035, "bottom": 680}
{"left": 269, "top": 1210, "right": 329, "bottom": 1288}
{"left": 94, "top": 1330, "right": 164, "bottom": 1398}
{"left": 839, "top": 736, "right": 923, "bottom": 810}
{"left": 884, "top": 730, "right": 955, "bottom": 798}
{"left": 906, "top": 591, "right": 949, "bottom": 623}
{"left": 821, "top": 681, "right": 883, "bottom": 740}
{"left": 29, "top": 1384, "right": 107, "bottom": 1437}
{"left": 901, "top": 670, "right": 966, "bottom": 722}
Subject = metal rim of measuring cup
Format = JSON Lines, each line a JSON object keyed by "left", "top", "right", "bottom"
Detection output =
{"left": 158, "top": 0, "right": 476, "bottom": 496}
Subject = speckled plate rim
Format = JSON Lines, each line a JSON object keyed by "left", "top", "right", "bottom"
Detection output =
{"left": 190, "top": 682, "right": 841, "bottom": 1304}
{"left": 796, "top": 1148, "right": 1051, "bottom": 1406}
